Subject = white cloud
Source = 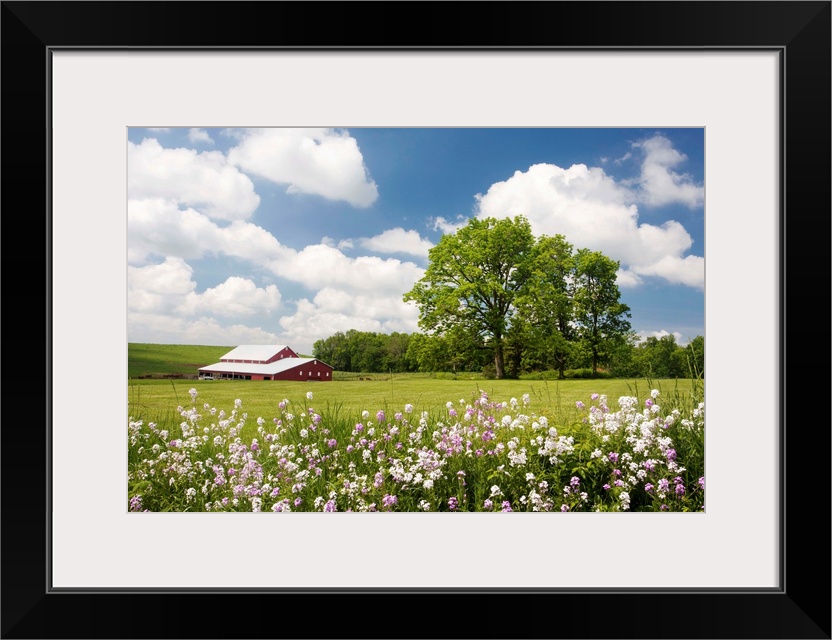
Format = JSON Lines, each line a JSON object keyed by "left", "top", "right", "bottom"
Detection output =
{"left": 177, "top": 277, "right": 281, "bottom": 318}
{"left": 431, "top": 215, "right": 468, "bottom": 234}
{"left": 147, "top": 128, "right": 170, "bottom": 133}
{"left": 474, "top": 157, "right": 703, "bottom": 289}
{"left": 278, "top": 288, "right": 420, "bottom": 354}
{"left": 187, "top": 128, "right": 214, "bottom": 145}
{"left": 227, "top": 128, "right": 379, "bottom": 207}
{"left": 128, "top": 257, "right": 196, "bottom": 313}
{"left": 359, "top": 227, "right": 434, "bottom": 258}
{"left": 629, "top": 255, "right": 705, "bottom": 289}
{"left": 127, "top": 312, "right": 284, "bottom": 347}
{"left": 127, "top": 198, "right": 292, "bottom": 266}
{"left": 128, "top": 138, "right": 260, "bottom": 221}
{"left": 270, "top": 243, "right": 425, "bottom": 295}
{"left": 615, "top": 269, "right": 643, "bottom": 288}
{"left": 632, "top": 134, "right": 704, "bottom": 208}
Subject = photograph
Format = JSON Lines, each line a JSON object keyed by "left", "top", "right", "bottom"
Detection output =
{"left": 127, "top": 126, "right": 706, "bottom": 514}
{"left": 2, "top": 0, "right": 829, "bottom": 637}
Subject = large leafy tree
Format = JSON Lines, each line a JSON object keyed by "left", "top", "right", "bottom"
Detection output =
{"left": 403, "top": 216, "right": 536, "bottom": 379}
{"left": 514, "top": 234, "right": 576, "bottom": 379}
{"left": 572, "top": 249, "right": 632, "bottom": 377}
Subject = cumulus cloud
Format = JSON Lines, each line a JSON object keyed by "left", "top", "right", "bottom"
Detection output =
{"left": 278, "top": 288, "right": 420, "bottom": 353}
{"left": 615, "top": 269, "right": 644, "bottom": 289}
{"left": 628, "top": 255, "right": 705, "bottom": 289}
{"left": 632, "top": 134, "right": 704, "bottom": 208}
{"left": 127, "top": 198, "right": 292, "bottom": 266}
{"left": 128, "top": 257, "right": 196, "bottom": 313}
{"left": 431, "top": 215, "right": 468, "bottom": 234}
{"left": 128, "top": 258, "right": 281, "bottom": 320}
{"left": 128, "top": 138, "right": 260, "bottom": 221}
{"left": 359, "top": 227, "right": 434, "bottom": 258}
{"left": 187, "top": 128, "right": 214, "bottom": 145}
{"left": 176, "top": 277, "right": 281, "bottom": 318}
{"left": 227, "top": 128, "right": 379, "bottom": 207}
{"left": 269, "top": 243, "right": 425, "bottom": 295}
{"left": 474, "top": 144, "right": 703, "bottom": 289}
{"left": 127, "top": 312, "right": 284, "bottom": 347}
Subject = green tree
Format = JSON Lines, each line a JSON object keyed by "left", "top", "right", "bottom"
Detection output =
{"left": 572, "top": 249, "right": 632, "bottom": 377}
{"left": 403, "top": 216, "right": 536, "bottom": 379}
{"left": 514, "top": 234, "right": 576, "bottom": 379}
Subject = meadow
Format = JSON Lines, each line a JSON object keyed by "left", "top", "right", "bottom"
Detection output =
{"left": 127, "top": 345, "right": 705, "bottom": 513}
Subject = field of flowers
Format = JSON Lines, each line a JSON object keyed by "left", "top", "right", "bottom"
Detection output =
{"left": 128, "top": 386, "right": 704, "bottom": 513}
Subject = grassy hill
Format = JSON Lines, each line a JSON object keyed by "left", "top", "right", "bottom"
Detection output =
{"left": 128, "top": 343, "right": 233, "bottom": 378}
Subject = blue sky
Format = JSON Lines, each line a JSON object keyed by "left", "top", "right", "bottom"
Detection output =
{"left": 127, "top": 127, "right": 704, "bottom": 355}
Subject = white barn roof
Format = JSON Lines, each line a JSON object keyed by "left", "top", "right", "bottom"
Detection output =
{"left": 219, "top": 345, "right": 292, "bottom": 361}
{"left": 199, "top": 357, "right": 330, "bottom": 376}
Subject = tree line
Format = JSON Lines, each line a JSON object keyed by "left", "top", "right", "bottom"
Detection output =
{"left": 313, "top": 216, "right": 703, "bottom": 379}
{"left": 312, "top": 328, "right": 703, "bottom": 379}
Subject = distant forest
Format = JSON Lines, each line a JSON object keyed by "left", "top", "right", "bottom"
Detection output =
{"left": 313, "top": 330, "right": 704, "bottom": 379}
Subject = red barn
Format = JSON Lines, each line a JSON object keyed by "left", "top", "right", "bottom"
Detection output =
{"left": 198, "top": 345, "right": 333, "bottom": 381}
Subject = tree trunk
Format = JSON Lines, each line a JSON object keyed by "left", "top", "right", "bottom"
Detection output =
{"left": 494, "top": 346, "right": 505, "bottom": 379}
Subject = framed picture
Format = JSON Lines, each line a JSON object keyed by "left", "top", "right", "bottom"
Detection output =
{"left": 3, "top": 2, "right": 829, "bottom": 638}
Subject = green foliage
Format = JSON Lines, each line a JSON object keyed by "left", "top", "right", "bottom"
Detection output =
{"left": 404, "top": 215, "right": 537, "bottom": 379}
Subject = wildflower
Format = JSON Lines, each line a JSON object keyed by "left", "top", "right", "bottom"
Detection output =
{"left": 376, "top": 410, "right": 385, "bottom": 423}
{"left": 591, "top": 393, "right": 599, "bottom": 401}
{"left": 306, "top": 391, "right": 313, "bottom": 400}
{"left": 570, "top": 476, "right": 581, "bottom": 488}
{"left": 418, "top": 500, "right": 431, "bottom": 511}
{"left": 609, "top": 452, "right": 619, "bottom": 463}
{"left": 129, "top": 495, "right": 142, "bottom": 512}
{"left": 490, "top": 485, "right": 502, "bottom": 497}
{"left": 603, "top": 484, "right": 611, "bottom": 491}
{"left": 324, "top": 499, "right": 336, "bottom": 512}
{"left": 448, "top": 497, "right": 459, "bottom": 511}
{"left": 660, "top": 504, "right": 669, "bottom": 511}
{"left": 189, "top": 388, "right": 198, "bottom": 402}
{"left": 666, "top": 448, "right": 677, "bottom": 462}
{"left": 561, "top": 504, "right": 569, "bottom": 512}
{"left": 483, "top": 499, "right": 493, "bottom": 510}
{"left": 676, "top": 484, "right": 686, "bottom": 496}
{"left": 382, "top": 494, "right": 398, "bottom": 508}
{"left": 698, "top": 477, "right": 705, "bottom": 489}
{"left": 644, "top": 483, "right": 654, "bottom": 493}
{"left": 575, "top": 401, "right": 585, "bottom": 410}
{"left": 651, "top": 389, "right": 660, "bottom": 399}
{"left": 235, "top": 399, "right": 242, "bottom": 409}
{"left": 500, "top": 501, "right": 512, "bottom": 512}
{"left": 404, "top": 404, "right": 414, "bottom": 414}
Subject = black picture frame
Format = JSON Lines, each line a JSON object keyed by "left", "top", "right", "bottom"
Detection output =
{"left": 2, "top": 2, "right": 829, "bottom": 638}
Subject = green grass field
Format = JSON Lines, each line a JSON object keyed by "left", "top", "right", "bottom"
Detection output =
{"left": 127, "top": 343, "right": 701, "bottom": 439}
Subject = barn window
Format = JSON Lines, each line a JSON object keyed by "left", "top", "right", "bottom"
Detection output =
{"left": 326, "top": 372, "right": 329, "bottom": 377}
{"left": 299, "top": 371, "right": 303, "bottom": 375}
{"left": 308, "top": 371, "right": 311, "bottom": 376}
{"left": 317, "top": 372, "right": 320, "bottom": 377}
